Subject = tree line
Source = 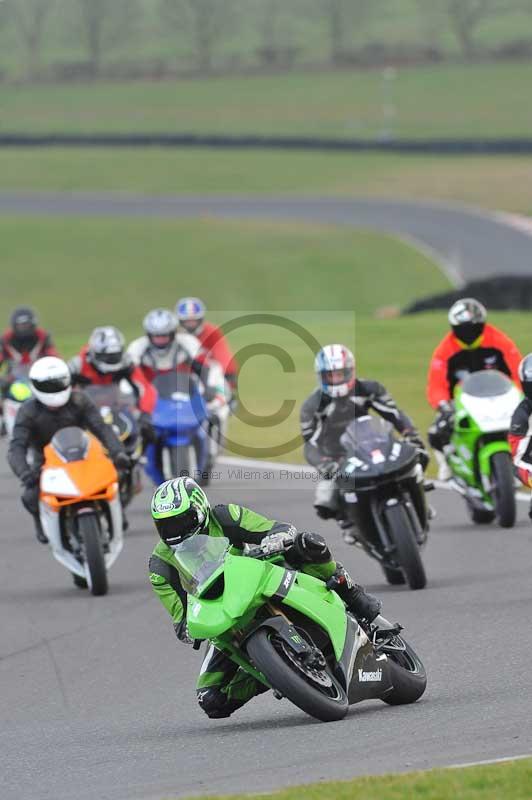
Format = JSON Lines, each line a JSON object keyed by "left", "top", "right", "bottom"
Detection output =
{"left": 2, "top": 0, "right": 532, "bottom": 81}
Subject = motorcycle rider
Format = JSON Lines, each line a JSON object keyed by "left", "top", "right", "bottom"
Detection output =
{"left": 427, "top": 298, "right": 522, "bottom": 480}
{"left": 69, "top": 326, "right": 157, "bottom": 444}
{"left": 0, "top": 307, "right": 58, "bottom": 430}
{"left": 8, "top": 356, "right": 129, "bottom": 543}
{"left": 301, "top": 344, "right": 427, "bottom": 544}
{"left": 148, "top": 476, "right": 386, "bottom": 720}
{"left": 175, "top": 297, "right": 239, "bottom": 394}
{"left": 509, "top": 354, "right": 532, "bottom": 519}
{"left": 128, "top": 309, "right": 228, "bottom": 461}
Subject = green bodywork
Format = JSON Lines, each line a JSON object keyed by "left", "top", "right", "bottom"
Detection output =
{"left": 448, "top": 384, "right": 513, "bottom": 507}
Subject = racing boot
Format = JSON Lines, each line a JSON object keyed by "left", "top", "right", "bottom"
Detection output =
{"left": 433, "top": 449, "right": 452, "bottom": 482}
{"left": 326, "top": 564, "right": 381, "bottom": 623}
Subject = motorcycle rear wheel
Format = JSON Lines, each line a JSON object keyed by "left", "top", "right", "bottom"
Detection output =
{"left": 246, "top": 628, "right": 348, "bottom": 722}
{"left": 79, "top": 514, "right": 108, "bottom": 597}
{"left": 383, "top": 503, "right": 426, "bottom": 590}
{"left": 381, "top": 638, "right": 427, "bottom": 705}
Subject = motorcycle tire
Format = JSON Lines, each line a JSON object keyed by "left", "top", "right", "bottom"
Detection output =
{"left": 382, "top": 565, "right": 406, "bottom": 585}
{"left": 79, "top": 513, "right": 108, "bottom": 597}
{"left": 381, "top": 638, "right": 427, "bottom": 705}
{"left": 491, "top": 451, "right": 516, "bottom": 529}
{"left": 383, "top": 503, "right": 426, "bottom": 590}
{"left": 169, "top": 445, "right": 195, "bottom": 479}
{"left": 246, "top": 628, "right": 348, "bottom": 723}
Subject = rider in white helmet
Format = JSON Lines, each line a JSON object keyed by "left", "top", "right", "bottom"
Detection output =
{"left": 8, "top": 357, "right": 128, "bottom": 544}
{"left": 128, "top": 309, "right": 228, "bottom": 462}
{"left": 300, "top": 345, "right": 427, "bottom": 544}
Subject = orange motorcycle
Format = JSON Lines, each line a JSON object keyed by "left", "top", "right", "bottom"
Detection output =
{"left": 39, "top": 426, "right": 124, "bottom": 596}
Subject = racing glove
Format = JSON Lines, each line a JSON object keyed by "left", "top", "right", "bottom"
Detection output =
{"left": 21, "top": 468, "right": 40, "bottom": 489}
{"left": 113, "top": 452, "right": 131, "bottom": 471}
{"left": 174, "top": 620, "right": 193, "bottom": 645}
{"left": 317, "top": 459, "right": 339, "bottom": 480}
{"left": 259, "top": 530, "right": 296, "bottom": 556}
{"left": 138, "top": 412, "right": 157, "bottom": 444}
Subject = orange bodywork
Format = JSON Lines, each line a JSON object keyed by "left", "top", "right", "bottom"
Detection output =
{"left": 41, "top": 433, "right": 118, "bottom": 510}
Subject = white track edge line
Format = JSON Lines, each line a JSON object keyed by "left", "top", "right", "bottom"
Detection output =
{"left": 449, "top": 753, "right": 532, "bottom": 769}
{"left": 219, "top": 456, "right": 530, "bottom": 502}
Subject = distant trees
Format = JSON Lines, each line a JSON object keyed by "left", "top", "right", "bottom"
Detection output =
{"left": 77, "top": 0, "right": 141, "bottom": 76}
{"left": 3, "top": 0, "right": 55, "bottom": 78}
{"left": 162, "top": 0, "right": 237, "bottom": 73}
{"left": 315, "top": 0, "right": 374, "bottom": 64}
{"left": 444, "top": 0, "right": 500, "bottom": 58}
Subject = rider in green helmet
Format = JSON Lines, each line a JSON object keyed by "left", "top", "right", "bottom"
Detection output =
{"left": 149, "top": 476, "right": 385, "bottom": 720}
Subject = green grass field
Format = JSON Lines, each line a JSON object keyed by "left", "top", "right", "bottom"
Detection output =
{"left": 3, "top": 148, "right": 532, "bottom": 215}
{"left": 3, "top": 63, "right": 532, "bottom": 139}
{"left": 183, "top": 758, "right": 532, "bottom": 800}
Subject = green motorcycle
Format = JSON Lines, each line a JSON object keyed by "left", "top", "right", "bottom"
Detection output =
{"left": 447, "top": 371, "right": 521, "bottom": 528}
{"left": 174, "top": 534, "right": 427, "bottom": 723}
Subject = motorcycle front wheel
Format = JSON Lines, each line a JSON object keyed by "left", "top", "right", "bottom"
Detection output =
{"left": 491, "top": 451, "right": 516, "bottom": 529}
{"left": 79, "top": 513, "right": 108, "bottom": 597}
{"left": 383, "top": 503, "right": 426, "bottom": 590}
{"left": 246, "top": 628, "right": 348, "bottom": 722}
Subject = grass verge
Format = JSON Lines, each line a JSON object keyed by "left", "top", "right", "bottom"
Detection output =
{"left": 3, "top": 149, "right": 532, "bottom": 215}
{"left": 180, "top": 758, "right": 532, "bottom": 800}
{"left": 3, "top": 63, "right": 532, "bottom": 139}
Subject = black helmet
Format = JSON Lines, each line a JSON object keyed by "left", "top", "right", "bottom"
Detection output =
{"left": 519, "top": 354, "right": 532, "bottom": 401}
{"left": 448, "top": 298, "right": 487, "bottom": 346}
{"left": 10, "top": 306, "right": 37, "bottom": 337}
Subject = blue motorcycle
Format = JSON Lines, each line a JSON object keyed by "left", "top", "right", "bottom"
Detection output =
{"left": 145, "top": 371, "right": 209, "bottom": 485}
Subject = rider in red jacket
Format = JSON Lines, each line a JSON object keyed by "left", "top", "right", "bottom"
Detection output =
{"left": 175, "top": 298, "right": 239, "bottom": 392}
{"left": 426, "top": 298, "right": 522, "bottom": 479}
{"left": 0, "top": 307, "right": 57, "bottom": 373}
{"left": 69, "top": 326, "right": 157, "bottom": 442}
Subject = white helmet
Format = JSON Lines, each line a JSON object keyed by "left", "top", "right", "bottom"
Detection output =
{"left": 29, "top": 357, "right": 72, "bottom": 408}
{"left": 314, "top": 344, "right": 356, "bottom": 398}
{"left": 175, "top": 297, "right": 206, "bottom": 335}
{"left": 143, "top": 308, "right": 177, "bottom": 351}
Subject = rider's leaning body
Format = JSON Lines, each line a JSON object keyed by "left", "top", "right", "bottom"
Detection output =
{"left": 148, "top": 477, "right": 382, "bottom": 719}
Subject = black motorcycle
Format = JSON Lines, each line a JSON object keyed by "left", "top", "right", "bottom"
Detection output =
{"left": 83, "top": 384, "right": 143, "bottom": 508}
{"left": 335, "top": 415, "right": 430, "bottom": 590}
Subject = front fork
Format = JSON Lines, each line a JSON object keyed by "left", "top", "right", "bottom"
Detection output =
{"left": 478, "top": 440, "right": 511, "bottom": 497}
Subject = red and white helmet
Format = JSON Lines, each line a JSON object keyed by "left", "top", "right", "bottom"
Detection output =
{"left": 176, "top": 297, "right": 206, "bottom": 335}
{"left": 29, "top": 357, "right": 72, "bottom": 408}
{"left": 314, "top": 344, "right": 356, "bottom": 398}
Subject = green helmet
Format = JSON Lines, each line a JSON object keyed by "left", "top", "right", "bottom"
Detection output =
{"left": 151, "top": 477, "right": 210, "bottom": 546}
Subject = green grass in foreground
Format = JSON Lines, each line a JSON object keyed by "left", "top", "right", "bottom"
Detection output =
{"left": 3, "top": 63, "right": 532, "bottom": 139}
{"left": 3, "top": 149, "right": 532, "bottom": 216}
{"left": 182, "top": 758, "right": 532, "bottom": 800}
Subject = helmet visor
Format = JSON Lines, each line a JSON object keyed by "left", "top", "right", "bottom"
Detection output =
{"left": 452, "top": 322, "right": 484, "bottom": 346}
{"left": 322, "top": 368, "right": 353, "bottom": 386}
{"left": 150, "top": 334, "right": 173, "bottom": 349}
{"left": 156, "top": 507, "right": 204, "bottom": 545}
{"left": 31, "top": 374, "right": 70, "bottom": 394}
{"left": 181, "top": 319, "right": 201, "bottom": 334}
{"left": 96, "top": 351, "right": 123, "bottom": 366}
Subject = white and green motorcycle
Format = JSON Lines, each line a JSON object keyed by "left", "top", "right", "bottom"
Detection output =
{"left": 445, "top": 370, "right": 521, "bottom": 528}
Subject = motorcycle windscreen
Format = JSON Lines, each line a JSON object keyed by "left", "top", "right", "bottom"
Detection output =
{"left": 50, "top": 427, "right": 90, "bottom": 462}
{"left": 460, "top": 370, "right": 515, "bottom": 398}
{"left": 172, "top": 534, "right": 230, "bottom": 596}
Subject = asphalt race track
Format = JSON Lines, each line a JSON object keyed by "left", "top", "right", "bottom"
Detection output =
{"left": 2, "top": 192, "right": 532, "bottom": 284}
{"left": 2, "top": 448, "right": 532, "bottom": 800}
{"left": 2, "top": 194, "right": 532, "bottom": 799}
